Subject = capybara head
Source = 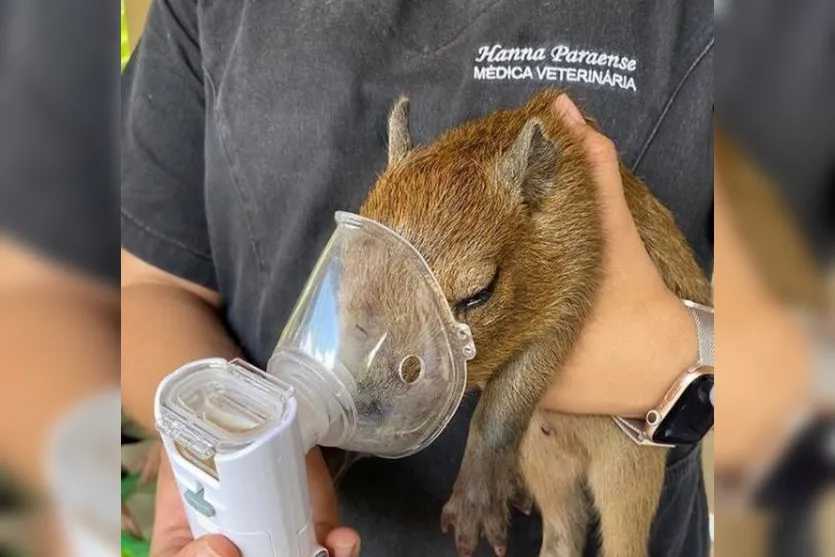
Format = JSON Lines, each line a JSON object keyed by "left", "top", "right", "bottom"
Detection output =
{"left": 354, "top": 89, "right": 604, "bottom": 391}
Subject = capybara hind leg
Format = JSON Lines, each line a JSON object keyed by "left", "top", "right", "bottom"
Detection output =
{"left": 587, "top": 438, "right": 667, "bottom": 557}
{"left": 521, "top": 411, "right": 589, "bottom": 557}
{"left": 537, "top": 490, "right": 589, "bottom": 557}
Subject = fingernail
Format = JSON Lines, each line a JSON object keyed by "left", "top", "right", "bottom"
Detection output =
{"left": 554, "top": 94, "right": 584, "bottom": 126}
{"left": 196, "top": 540, "right": 222, "bottom": 557}
{"left": 198, "top": 536, "right": 241, "bottom": 557}
{"left": 332, "top": 541, "right": 360, "bottom": 557}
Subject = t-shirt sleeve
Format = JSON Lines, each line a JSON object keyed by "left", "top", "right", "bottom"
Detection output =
{"left": 121, "top": 0, "right": 217, "bottom": 289}
{"left": 0, "top": 0, "right": 119, "bottom": 283}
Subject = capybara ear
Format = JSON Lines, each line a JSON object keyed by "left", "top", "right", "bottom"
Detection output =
{"left": 387, "top": 96, "right": 412, "bottom": 166}
{"left": 496, "top": 118, "right": 561, "bottom": 207}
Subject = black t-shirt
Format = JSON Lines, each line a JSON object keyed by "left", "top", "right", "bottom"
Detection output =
{"left": 121, "top": 1, "right": 713, "bottom": 555}
{"left": 0, "top": 0, "right": 118, "bottom": 282}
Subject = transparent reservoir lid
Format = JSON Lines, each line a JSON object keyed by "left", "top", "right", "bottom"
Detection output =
{"left": 156, "top": 358, "right": 293, "bottom": 462}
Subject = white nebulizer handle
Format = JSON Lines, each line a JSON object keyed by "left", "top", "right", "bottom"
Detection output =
{"left": 156, "top": 359, "right": 329, "bottom": 557}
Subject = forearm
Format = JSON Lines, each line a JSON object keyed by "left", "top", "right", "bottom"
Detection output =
{"left": 542, "top": 291, "right": 698, "bottom": 418}
{"left": 0, "top": 288, "right": 118, "bottom": 489}
{"left": 121, "top": 283, "right": 239, "bottom": 432}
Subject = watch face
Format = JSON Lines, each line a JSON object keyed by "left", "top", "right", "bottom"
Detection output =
{"left": 653, "top": 375, "right": 714, "bottom": 445}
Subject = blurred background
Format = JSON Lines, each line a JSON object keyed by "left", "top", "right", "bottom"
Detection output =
{"left": 714, "top": 1, "right": 834, "bottom": 556}
{"left": 0, "top": 0, "right": 120, "bottom": 555}
{"left": 1, "top": 0, "right": 833, "bottom": 555}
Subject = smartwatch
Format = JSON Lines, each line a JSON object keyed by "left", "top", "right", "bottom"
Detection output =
{"left": 614, "top": 299, "right": 714, "bottom": 447}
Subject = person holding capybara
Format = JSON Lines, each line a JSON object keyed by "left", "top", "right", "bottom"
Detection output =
{"left": 121, "top": 1, "right": 715, "bottom": 555}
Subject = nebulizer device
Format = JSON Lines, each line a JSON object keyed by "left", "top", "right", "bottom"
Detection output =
{"left": 155, "top": 212, "right": 476, "bottom": 556}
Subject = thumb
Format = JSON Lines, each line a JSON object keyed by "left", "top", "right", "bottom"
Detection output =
{"left": 153, "top": 534, "right": 240, "bottom": 557}
{"left": 552, "top": 94, "right": 622, "bottom": 188}
{"left": 552, "top": 94, "right": 638, "bottom": 243}
{"left": 324, "top": 526, "right": 361, "bottom": 557}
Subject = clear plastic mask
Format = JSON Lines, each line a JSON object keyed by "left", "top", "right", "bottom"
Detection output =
{"left": 268, "top": 212, "right": 476, "bottom": 458}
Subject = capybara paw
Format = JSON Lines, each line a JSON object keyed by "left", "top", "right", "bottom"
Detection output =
{"left": 511, "top": 488, "right": 534, "bottom": 516}
{"left": 441, "top": 476, "right": 509, "bottom": 557}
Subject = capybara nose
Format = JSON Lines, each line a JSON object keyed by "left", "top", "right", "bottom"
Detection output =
{"left": 355, "top": 397, "right": 392, "bottom": 421}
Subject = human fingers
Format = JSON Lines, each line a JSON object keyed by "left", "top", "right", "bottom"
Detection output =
{"left": 324, "top": 526, "right": 362, "bottom": 557}
{"left": 148, "top": 451, "right": 190, "bottom": 557}
{"left": 152, "top": 535, "right": 241, "bottom": 557}
{"left": 149, "top": 452, "right": 240, "bottom": 557}
{"left": 552, "top": 94, "right": 622, "bottom": 191}
{"left": 150, "top": 457, "right": 239, "bottom": 557}
{"left": 307, "top": 447, "right": 361, "bottom": 556}
{"left": 552, "top": 94, "right": 640, "bottom": 248}
{"left": 306, "top": 447, "right": 340, "bottom": 540}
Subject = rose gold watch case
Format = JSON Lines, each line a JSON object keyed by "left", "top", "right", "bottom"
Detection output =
{"left": 613, "top": 298, "right": 714, "bottom": 447}
{"left": 613, "top": 365, "right": 714, "bottom": 447}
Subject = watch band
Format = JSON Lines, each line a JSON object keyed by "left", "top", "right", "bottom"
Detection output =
{"left": 613, "top": 413, "right": 676, "bottom": 447}
{"left": 613, "top": 299, "right": 714, "bottom": 446}
{"left": 682, "top": 299, "right": 714, "bottom": 367}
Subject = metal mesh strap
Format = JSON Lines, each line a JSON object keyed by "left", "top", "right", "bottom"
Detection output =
{"left": 683, "top": 300, "right": 714, "bottom": 367}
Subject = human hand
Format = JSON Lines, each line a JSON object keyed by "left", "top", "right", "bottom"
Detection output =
{"left": 150, "top": 447, "right": 361, "bottom": 557}
{"left": 539, "top": 94, "right": 700, "bottom": 418}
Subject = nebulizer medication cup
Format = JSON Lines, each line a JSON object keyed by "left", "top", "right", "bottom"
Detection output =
{"left": 155, "top": 212, "right": 476, "bottom": 557}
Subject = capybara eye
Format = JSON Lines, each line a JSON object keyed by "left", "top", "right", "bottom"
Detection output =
{"left": 457, "top": 269, "right": 499, "bottom": 312}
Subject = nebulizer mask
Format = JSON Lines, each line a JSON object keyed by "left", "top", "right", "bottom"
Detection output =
{"left": 155, "top": 212, "right": 475, "bottom": 556}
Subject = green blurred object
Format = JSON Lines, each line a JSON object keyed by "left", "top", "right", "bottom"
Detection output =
{"left": 0, "top": 543, "right": 26, "bottom": 557}
{"left": 121, "top": 0, "right": 130, "bottom": 70}
{"left": 121, "top": 531, "right": 151, "bottom": 557}
{"left": 121, "top": 472, "right": 151, "bottom": 557}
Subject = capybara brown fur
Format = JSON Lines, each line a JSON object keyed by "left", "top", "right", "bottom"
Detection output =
{"left": 359, "top": 89, "right": 711, "bottom": 557}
